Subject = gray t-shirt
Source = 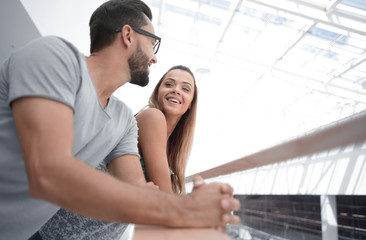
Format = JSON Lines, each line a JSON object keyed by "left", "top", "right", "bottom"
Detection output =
{"left": 0, "top": 36, "right": 139, "bottom": 240}
{"left": 37, "top": 164, "right": 129, "bottom": 240}
{"left": 38, "top": 208, "right": 129, "bottom": 240}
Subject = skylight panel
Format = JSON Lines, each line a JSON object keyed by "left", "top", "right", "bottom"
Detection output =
{"left": 339, "top": 0, "right": 366, "bottom": 12}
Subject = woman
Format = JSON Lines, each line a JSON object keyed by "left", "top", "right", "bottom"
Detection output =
{"left": 136, "top": 65, "right": 198, "bottom": 194}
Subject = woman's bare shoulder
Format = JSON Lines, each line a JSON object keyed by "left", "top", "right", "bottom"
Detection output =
{"left": 136, "top": 108, "right": 168, "bottom": 145}
{"left": 136, "top": 108, "right": 166, "bottom": 128}
{"left": 136, "top": 108, "right": 165, "bottom": 121}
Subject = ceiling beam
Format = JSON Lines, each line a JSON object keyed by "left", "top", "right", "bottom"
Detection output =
{"left": 270, "top": 22, "right": 316, "bottom": 69}
{"left": 157, "top": 0, "right": 165, "bottom": 33}
{"left": 216, "top": 0, "right": 243, "bottom": 49}
{"left": 245, "top": 0, "right": 366, "bottom": 35}
{"left": 326, "top": 53, "right": 366, "bottom": 85}
{"left": 326, "top": 0, "right": 343, "bottom": 15}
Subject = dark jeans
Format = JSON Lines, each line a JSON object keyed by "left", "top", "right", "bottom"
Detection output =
{"left": 28, "top": 231, "right": 43, "bottom": 240}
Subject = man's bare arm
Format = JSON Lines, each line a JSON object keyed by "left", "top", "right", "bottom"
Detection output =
{"left": 12, "top": 97, "right": 239, "bottom": 227}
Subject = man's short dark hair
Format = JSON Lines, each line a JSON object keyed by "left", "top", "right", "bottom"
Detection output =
{"left": 89, "top": 0, "right": 152, "bottom": 53}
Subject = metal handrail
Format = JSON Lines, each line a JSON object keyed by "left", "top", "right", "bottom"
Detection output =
{"left": 186, "top": 110, "right": 366, "bottom": 182}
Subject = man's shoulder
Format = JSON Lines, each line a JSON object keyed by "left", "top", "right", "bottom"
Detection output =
{"left": 9, "top": 36, "right": 81, "bottom": 67}
{"left": 30, "top": 36, "right": 75, "bottom": 48}
{"left": 18, "top": 36, "right": 73, "bottom": 51}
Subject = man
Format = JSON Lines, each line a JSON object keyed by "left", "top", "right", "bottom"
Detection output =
{"left": 0, "top": 0, "right": 240, "bottom": 239}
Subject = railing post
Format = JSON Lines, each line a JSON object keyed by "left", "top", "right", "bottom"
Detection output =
{"left": 321, "top": 195, "right": 338, "bottom": 240}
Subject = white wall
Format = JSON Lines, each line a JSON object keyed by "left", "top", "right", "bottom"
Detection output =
{"left": 0, "top": 0, "right": 41, "bottom": 63}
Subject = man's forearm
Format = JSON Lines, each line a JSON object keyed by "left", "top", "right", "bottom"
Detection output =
{"left": 27, "top": 154, "right": 186, "bottom": 226}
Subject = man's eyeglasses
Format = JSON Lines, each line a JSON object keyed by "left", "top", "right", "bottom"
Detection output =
{"left": 115, "top": 26, "right": 161, "bottom": 55}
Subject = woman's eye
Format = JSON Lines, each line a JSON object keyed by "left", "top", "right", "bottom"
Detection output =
{"left": 183, "top": 87, "right": 190, "bottom": 92}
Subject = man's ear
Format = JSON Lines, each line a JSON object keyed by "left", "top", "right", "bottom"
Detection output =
{"left": 121, "top": 25, "right": 133, "bottom": 49}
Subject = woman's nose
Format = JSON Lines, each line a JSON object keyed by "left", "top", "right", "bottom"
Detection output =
{"left": 172, "top": 88, "right": 181, "bottom": 95}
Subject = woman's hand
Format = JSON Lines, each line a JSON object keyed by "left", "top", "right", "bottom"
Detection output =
{"left": 145, "top": 181, "right": 159, "bottom": 190}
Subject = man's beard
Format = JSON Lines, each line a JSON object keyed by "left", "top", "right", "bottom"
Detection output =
{"left": 128, "top": 44, "right": 150, "bottom": 87}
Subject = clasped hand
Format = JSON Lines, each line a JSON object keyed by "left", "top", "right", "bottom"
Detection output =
{"left": 189, "top": 175, "right": 241, "bottom": 228}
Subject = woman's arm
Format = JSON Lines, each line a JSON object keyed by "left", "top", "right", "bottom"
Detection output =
{"left": 136, "top": 108, "right": 173, "bottom": 192}
{"left": 107, "top": 154, "right": 158, "bottom": 189}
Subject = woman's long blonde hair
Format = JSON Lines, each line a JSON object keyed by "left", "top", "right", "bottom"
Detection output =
{"left": 147, "top": 65, "right": 198, "bottom": 194}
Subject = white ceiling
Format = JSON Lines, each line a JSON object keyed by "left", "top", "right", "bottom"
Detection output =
{"left": 20, "top": 0, "right": 366, "bottom": 176}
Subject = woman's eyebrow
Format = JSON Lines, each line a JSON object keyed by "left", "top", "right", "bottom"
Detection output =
{"left": 183, "top": 81, "right": 193, "bottom": 87}
{"left": 165, "top": 78, "right": 193, "bottom": 87}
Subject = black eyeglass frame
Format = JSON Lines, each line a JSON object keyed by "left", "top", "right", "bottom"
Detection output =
{"left": 115, "top": 25, "right": 161, "bottom": 54}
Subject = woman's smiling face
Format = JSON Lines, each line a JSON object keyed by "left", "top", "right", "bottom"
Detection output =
{"left": 157, "top": 69, "right": 195, "bottom": 117}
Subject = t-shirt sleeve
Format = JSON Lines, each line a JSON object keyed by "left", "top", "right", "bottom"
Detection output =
{"left": 104, "top": 111, "right": 140, "bottom": 165}
{"left": 7, "top": 36, "right": 80, "bottom": 109}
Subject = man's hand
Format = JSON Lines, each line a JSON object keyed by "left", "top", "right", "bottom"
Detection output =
{"left": 182, "top": 175, "right": 240, "bottom": 228}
